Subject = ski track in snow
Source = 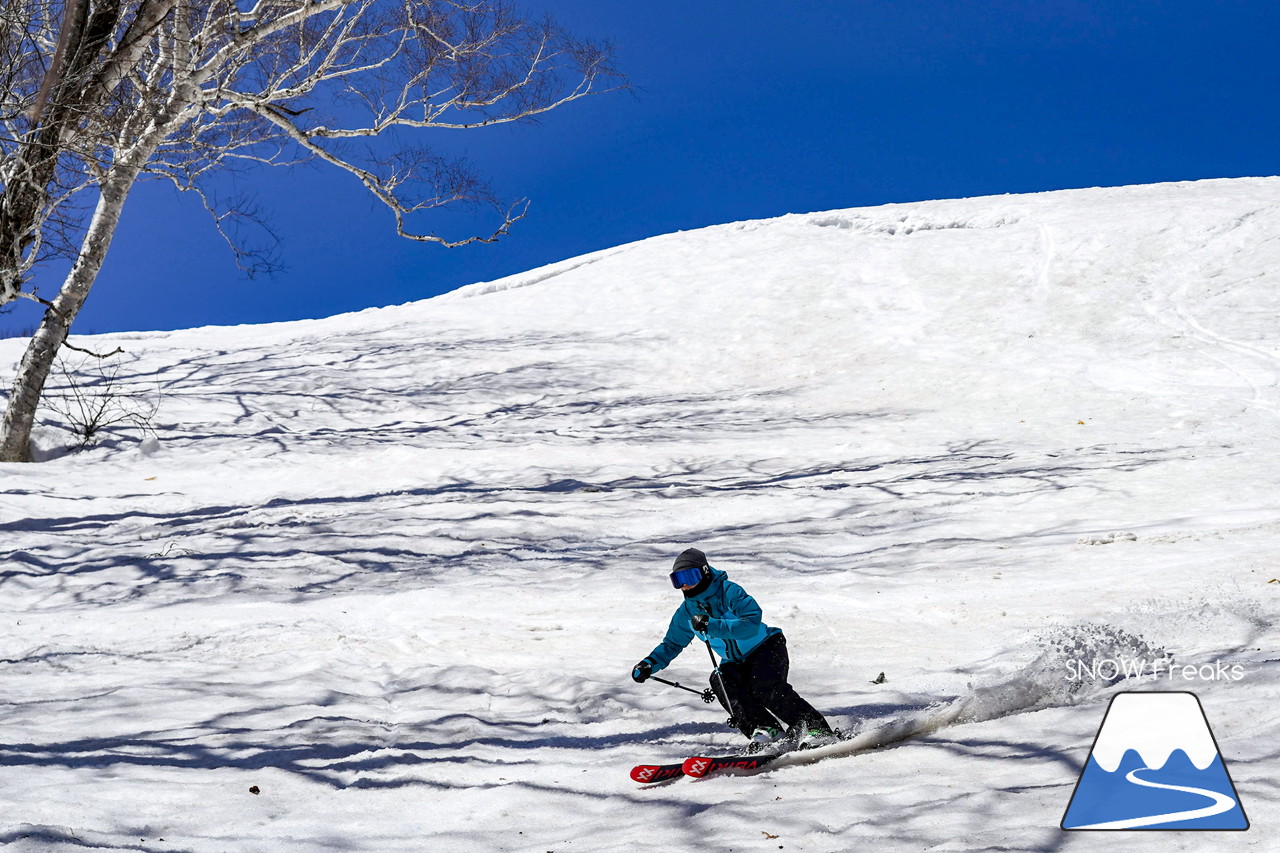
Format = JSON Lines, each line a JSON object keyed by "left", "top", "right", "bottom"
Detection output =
{"left": 2, "top": 178, "right": 1280, "bottom": 852}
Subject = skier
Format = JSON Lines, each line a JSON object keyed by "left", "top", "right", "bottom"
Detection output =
{"left": 631, "top": 547, "right": 835, "bottom": 750}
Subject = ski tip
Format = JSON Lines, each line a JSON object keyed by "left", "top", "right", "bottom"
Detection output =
{"left": 631, "top": 764, "right": 683, "bottom": 784}
{"left": 630, "top": 765, "right": 661, "bottom": 783}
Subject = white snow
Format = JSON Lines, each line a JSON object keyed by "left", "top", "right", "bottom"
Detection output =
{"left": 2, "top": 177, "right": 1279, "bottom": 851}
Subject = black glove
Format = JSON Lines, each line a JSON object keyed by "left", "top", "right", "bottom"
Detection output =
{"left": 691, "top": 613, "right": 709, "bottom": 633}
{"left": 632, "top": 659, "right": 653, "bottom": 683}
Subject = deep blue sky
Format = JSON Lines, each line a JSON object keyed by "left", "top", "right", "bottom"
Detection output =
{"left": 6, "top": 0, "right": 1279, "bottom": 335}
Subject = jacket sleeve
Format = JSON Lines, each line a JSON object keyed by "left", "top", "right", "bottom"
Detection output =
{"left": 646, "top": 605, "right": 696, "bottom": 673}
{"left": 704, "top": 581, "right": 764, "bottom": 640}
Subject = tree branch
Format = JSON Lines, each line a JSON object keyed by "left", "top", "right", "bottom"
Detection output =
{"left": 62, "top": 339, "right": 124, "bottom": 358}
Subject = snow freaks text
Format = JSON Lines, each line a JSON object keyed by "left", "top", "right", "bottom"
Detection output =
{"left": 1065, "top": 658, "right": 1245, "bottom": 683}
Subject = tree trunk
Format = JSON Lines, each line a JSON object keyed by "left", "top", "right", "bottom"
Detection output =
{"left": 0, "top": 160, "right": 144, "bottom": 462}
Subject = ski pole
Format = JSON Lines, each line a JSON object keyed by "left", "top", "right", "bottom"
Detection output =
{"left": 698, "top": 606, "right": 717, "bottom": 670}
{"left": 650, "top": 674, "right": 716, "bottom": 704}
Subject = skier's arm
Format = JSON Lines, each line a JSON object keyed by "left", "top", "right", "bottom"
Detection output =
{"left": 645, "top": 607, "right": 695, "bottom": 673}
{"left": 703, "top": 582, "right": 764, "bottom": 640}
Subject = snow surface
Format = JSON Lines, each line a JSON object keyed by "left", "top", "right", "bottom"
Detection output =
{"left": 3, "top": 177, "right": 1279, "bottom": 851}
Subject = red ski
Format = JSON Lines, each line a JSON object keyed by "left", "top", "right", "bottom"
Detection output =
{"left": 681, "top": 731, "right": 846, "bottom": 778}
{"left": 681, "top": 751, "right": 780, "bottom": 778}
{"left": 630, "top": 762, "right": 685, "bottom": 784}
{"left": 636, "top": 731, "right": 846, "bottom": 783}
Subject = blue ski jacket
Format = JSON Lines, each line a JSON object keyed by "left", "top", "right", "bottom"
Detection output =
{"left": 644, "top": 568, "right": 781, "bottom": 673}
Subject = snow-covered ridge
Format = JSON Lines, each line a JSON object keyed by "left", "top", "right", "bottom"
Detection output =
{"left": 446, "top": 176, "right": 1277, "bottom": 305}
{"left": 806, "top": 210, "right": 1019, "bottom": 235}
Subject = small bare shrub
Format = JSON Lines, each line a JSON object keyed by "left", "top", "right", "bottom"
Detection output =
{"left": 43, "top": 354, "right": 160, "bottom": 450}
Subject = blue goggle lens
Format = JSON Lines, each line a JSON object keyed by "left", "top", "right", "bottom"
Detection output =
{"left": 670, "top": 567, "right": 704, "bottom": 588}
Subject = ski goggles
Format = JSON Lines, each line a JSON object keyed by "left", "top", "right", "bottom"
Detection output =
{"left": 670, "top": 566, "right": 704, "bottom": 588}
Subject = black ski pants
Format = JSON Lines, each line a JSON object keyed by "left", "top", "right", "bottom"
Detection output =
{"left": 709, "top": 633, "right": 830, "bottom": 737}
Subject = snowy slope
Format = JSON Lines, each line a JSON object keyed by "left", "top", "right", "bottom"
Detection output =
{"left": 2, "top": 177, "right": 1279, "bottom": 851}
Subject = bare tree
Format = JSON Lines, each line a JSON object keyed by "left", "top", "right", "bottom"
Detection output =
{"left": 44, "top": 352, "right": 160, "bottom": 450}
{"left": 0, "top": 0, "right": 621, "bottom": 462}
